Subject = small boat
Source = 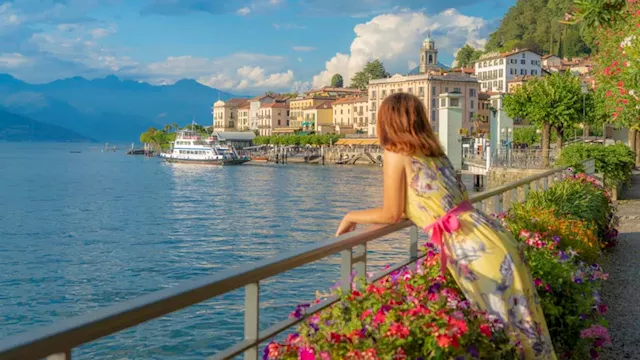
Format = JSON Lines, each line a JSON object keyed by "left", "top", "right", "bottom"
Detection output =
{"left": 159, "top": 128, "right": 250, "bottom": 166}
{"left": 70, "top": 151, "right": 82, "bottom": 153}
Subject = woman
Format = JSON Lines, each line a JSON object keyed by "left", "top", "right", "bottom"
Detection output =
{"left": 336, "top": 93, "right": 556, "bottom": 359}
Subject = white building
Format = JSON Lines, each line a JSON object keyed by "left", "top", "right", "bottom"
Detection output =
{"left": 474, "top": 49, "right": 542, "bottom": 93}
{"left": 249, "top": 95, "right": 276, "bottom": 131}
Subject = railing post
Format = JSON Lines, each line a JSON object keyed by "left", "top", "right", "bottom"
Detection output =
{"left": 340, "top": 249, "right": 353, "bottom": 292}
{"left": 543, "top": 176, "right": 549, "bottom": 190}
{"left": 493, "top": 194, "right": 503, "bottom": 215}
{"left": 353, "top": 244, "right": 367, "bottom": 290}
{"left": 409, "top": 226, "right": 419, "bottom": 262}
{"left": 524, "top": 183, "right": 531, "bottom": 199}
{"left": 47, "top": 351, "right": 72, "bottom": 360}
{"left": 244, "top": 283, "right": 259, "bottom": 360}
{"left": 512, "top": 187, "right": 519, "bottom": 206}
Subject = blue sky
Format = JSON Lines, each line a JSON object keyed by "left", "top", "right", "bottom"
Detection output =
{"left": 0, "top": 0, "right": 515, "bottom": 94}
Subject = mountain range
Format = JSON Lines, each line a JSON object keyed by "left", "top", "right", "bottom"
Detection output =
{"left": 0, "top": 107, "right": 95, "bottom": 142}
{"left": 0, "top": 74, "right": 245, "bottom": 142}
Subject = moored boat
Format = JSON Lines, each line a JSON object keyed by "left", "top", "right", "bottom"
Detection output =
{"left": 160, "top": 129, "right": 250, "bottom": 165}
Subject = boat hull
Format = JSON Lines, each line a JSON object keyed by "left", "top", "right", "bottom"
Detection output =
{"left": 162, "top": 158, "right": 251, "bottom": 166}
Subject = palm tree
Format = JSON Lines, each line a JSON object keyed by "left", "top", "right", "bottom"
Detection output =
{"left": 164, "top": 124, "right": 172, "bottom": 133}
{"left": 172, "top": 123, "right": 179, "bottom": 132}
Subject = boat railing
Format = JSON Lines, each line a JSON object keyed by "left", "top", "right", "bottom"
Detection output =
{"left": 0, "top": 159, "right": 595, "bottom": 360}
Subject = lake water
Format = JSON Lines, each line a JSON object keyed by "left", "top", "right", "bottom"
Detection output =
{"left": 0, "top": 143, "right": 478, "bottom": 359}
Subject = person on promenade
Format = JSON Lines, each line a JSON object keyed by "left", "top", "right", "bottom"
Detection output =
{"left": 335, "top": 93, "right": 556, "bottom": 359}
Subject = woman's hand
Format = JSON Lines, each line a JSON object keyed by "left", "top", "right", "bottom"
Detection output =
{"left": 336, "top": 214, "right": 357, "bottom": 237}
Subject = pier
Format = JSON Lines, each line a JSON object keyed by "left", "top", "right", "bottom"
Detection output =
{"left": 0, "top": 159, "right": 604, "bottom": 360}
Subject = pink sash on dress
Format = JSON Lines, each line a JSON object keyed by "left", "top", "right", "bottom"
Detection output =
{"left": 422, "top": 200, "right": 474, "bottom": 276}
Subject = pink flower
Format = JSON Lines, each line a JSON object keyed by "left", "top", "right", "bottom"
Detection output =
{"left": 534, "top": 278, "right": 543, "bottom": 287}
{"left": 386, "top": 322, "right": 410, "bottom": 339}
{"left": 373, "top": 310, "right": 387, "bottom": 326}
{"left": 479, "top": 323, "right": 492, "bottom": 337}
{"left": 299, "top": 347, "right": 315, "bottom": 360}
{"left": 580, "top": 325, "right": 612, "bottom": 347}
{"left": 319, "top": 351, "right": 331, "bottom": 360}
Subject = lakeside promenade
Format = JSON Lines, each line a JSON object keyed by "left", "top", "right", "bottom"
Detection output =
{"left": 602, "top": 170, "right": 640, "bottom": 359}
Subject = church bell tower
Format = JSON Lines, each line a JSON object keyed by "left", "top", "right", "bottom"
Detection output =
{"left": 420, "top": 31, "right": 439, "bottom": 74}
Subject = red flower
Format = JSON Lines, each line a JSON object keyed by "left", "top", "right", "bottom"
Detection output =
{"left": 436, "top": 334, "right": 454, "bottom": 348}
{"left": 480, "top": 323, "right": 492, "bottom": 337}
{"left": 349, "top": 290, "right": 362, "bottom": 300}
{"left": 373, "top": 310, "right": 387, "bottom": 326}
{"left": 386, "top": 322, "right": 410, "bottom": 339}
{"left": 361, "top": 309, "right": 373, "bottom": 320}
{"left": 597, "top": 304, "right": 608, "bottom": 314}
{"left": 448, "top": 317, "right": 469, "bottom": 335}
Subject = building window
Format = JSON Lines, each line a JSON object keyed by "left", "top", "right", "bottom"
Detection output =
{"left": 500, "top": 59, "right": 504, "bottom": 65}
{"left": 278, "top": 120, "right": 281, "bottom": 126}
{"left": 520, "top": 69, "right": 526, "bottom": 75}
{"left": 418, "top": 87, "right": 424, "bottom": 96}
{"left": 520, "top": 59, "right": 526, "bottom": 65}
{"left": 431, "top": 98, "right": 436, "bottom": 108}
{"left": 522, "top": 53, "right": 526, "bottom": 58}
{"left": 431, "top": 110, "right": 436, "bottom": 121}
{"left": 454, "top": 87, "right": 461, "bottom": 93}
{"left": 470, "top": 100, "right": 474, "bottom": 109}
{"left": 470, "top": 112, "right": 474, "bottom": 121}
{"left": 469, "top": 88, "right": 476, "bottom": 97}
{"left": 432, "top": 86, "right": 436, "bottom": 95}
{"left": 499, "top": 69, "right": 503, "bottom": 77}
{"left": 445, "top": 87, "right": 449, "bottom": 93}
{"left": 408, "top": 87, "right": 413, "bottom": 93}
{"left": 371, "top": 90, "right": 376, "bottom": 98}
{"left": 441, "top": 98, "right": 446, "bottom": 107}
{"left": 382, "top": 90, "right": 386, "bottom": 97}
{"left": 450, "top": 98, "right": 459, "bottom": 107}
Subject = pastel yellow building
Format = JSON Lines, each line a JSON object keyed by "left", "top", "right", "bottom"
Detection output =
{"left": 332, "top": 96, "right": 369, "bottom": 134}
{"left": 302, "top": 101, "right": 334, "bottom": 134}
{"left": 238, "top": 102, "right": 250, "bottom": 131}
{"left": 258, "top": 102, "right": 290, "bottom": 136}
{"left": 304, "top": 87, "right": 365, "bottom": 98}
{"left": 212, "top": 98, "right": 247, "bottom": 132}
{"left": 289, "top": 96, "right": 335, "bottom": 129}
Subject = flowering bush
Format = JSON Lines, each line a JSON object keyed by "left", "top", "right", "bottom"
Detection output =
{"left": 269, "top": 171, "right": 615, "bottom": 360}
{"left": 265, "top": 250, "right": 517, "bottom": 360}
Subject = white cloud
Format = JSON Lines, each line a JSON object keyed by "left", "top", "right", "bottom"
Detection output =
{"left": 90, "top": 26, "right": 116, "bottom": 39}
{"left": 292, "top": 46, "right": 316, "bottom": 52}
{"left": 0, "top": 52, "right": 30, "bottom": 68}
{"left": 269, "top": 0, "right": 284, "bottom": 4}
{"left": 236, "top": 7, "right": 252, "bottom": 16}
{"left": 142, "top": 54, "right": 297, "bottom": 91}
{"left": 298, "top": 57, "right": 303, "bottom": 62}
{"left": 312, "top": 8, "right": 491, "bottom": 88}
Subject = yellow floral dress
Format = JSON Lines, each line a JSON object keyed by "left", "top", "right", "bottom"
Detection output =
{"left": 405, "top": 155, "right": 557, "bottom": 360}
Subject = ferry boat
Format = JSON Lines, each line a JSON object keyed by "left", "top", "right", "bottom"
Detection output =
{"left": 160, "top": 129, "right": 251, "bottom": 165}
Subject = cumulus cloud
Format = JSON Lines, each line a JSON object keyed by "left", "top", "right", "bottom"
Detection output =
{"left": 312, "top": 9, "right": 492, "bottom": 88}
{"left": 141, "top": 54, "right": 297, "bottom": 91}
{"left": 236, "top": 7, "right": 252, "bottom": 16}
{"left": 0, "top": 52, "right": 30, "bottom": 68}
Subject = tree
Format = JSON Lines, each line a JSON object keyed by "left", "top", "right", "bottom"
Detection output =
{"left": 567, "top": 0, "right": 640, "bottom": 165}
{"left": 330, "top": 74, "right": 344, "bottom": 88}
{"left": 454, "top": 45, "right": 484, "bottom": 68}
{"left": 485, "top": 0, "right": 593, "bottom": 58}
{"left": 350, "top": 59, "right": 390, "bottom": 90}
{"left": 503, "top": 72, "right": 585, "bottom": 167}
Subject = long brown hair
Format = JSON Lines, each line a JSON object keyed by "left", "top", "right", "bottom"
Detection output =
{"left": 377, "top": 93, "right": 444, "bottom": 156}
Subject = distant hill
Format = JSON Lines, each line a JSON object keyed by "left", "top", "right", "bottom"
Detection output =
{"left": 0, "top": 108, "right": 95, "bottom": 142}
{"left": 0, "top": 74, "right": 246, "bottom": 142}
{"left": 484, "top": 0, "right": 592, "bottom": 58}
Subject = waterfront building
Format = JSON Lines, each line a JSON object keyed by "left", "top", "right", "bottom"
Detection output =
{"left": 477, "top": 92, "right": 491, "bottom": 134}
{"left": 474, "top": 49, "right": 542, "bottom": 93}
{"left": 302, "top": 101, "right": 334, "bottom": 134}
{"left": 258, "top": 102, "right": 290, "bottom": 136}
{"left": 238, "top": 102, "right": 250, "bottom": 131}
{"left": 211, "top": 131, "right": 255, "bottom": 149}
{"left": 367, "top": 37, "right": 479, "bottom": 137}
{"left": 332, "top": 96, "right": 369, "bottom": 134}
{"left": 289, "top": 96, "right": 335, "bottom": 130}
{"left": 368, "top": 73, "right": 479, "bottom": 136}
{"left": 212, "top": 98, "right": 248, "bottom": 132}
{"left": 249, "top": 95, "right": 277, "bottom": 131}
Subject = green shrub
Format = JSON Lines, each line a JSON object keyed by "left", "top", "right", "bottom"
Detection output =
{"left": 555, "top": 143, "right": 635, "bottom": 187}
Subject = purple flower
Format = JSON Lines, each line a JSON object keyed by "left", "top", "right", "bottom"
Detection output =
{"left": 467, "top": 344, "right": 480, "bottom": 358}
{"left": 290, "top": 303, "right": 311, "bottom": 319}
{"left": 552, "top": 235, "right": 561, "bottom": 243}
{"left": 428, "top": 283, "right": 441, "bottom": 294}
{"left": 262, "top": 343, "right": 270, "bottom": 360}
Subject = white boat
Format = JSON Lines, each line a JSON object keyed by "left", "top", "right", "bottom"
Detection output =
{"left": 160, "top": 129, "right": 251, "bottom": 165}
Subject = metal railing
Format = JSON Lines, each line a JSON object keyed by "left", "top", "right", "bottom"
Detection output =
{"left": 0, "top": 160, "right": 595, "bottom": 360}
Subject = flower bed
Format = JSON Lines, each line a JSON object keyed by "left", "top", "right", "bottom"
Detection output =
{"left": 265, "top": 171, "right": 616, "bottom": 360}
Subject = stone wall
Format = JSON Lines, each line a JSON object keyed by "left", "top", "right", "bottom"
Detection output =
{"left": 487, "top": 167, "right": 549, "bottom": 189}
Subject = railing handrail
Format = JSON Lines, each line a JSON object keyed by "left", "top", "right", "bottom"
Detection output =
{"left": 0, "top": 160, "right": 595, "bottom": 360}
